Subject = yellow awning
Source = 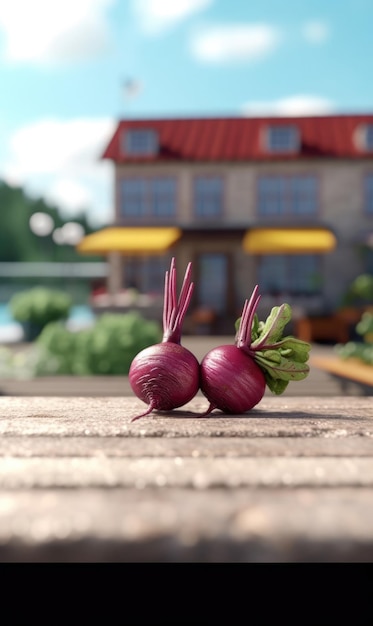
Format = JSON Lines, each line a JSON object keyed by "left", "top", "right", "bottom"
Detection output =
{"left": 243, "top": 227, "right": 337, "bottom": 255}
{"left": 77, "top": 227, "right": 182, "bottom": 255}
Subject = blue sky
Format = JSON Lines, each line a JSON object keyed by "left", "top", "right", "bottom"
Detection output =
{"left": 0, "top": 0, "right": 372, "bottom": 228}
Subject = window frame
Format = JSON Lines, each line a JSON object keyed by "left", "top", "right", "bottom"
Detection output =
{"left": 119, "top": 176, "right": 177, "bottom": 221}
{"left": 264, "top": 125, "right": 300, "bottom": 154}
{"left": 256, "top": 173, "right": 319, "bottom": 219}
{"left": 257, "top": 254, "right": 322, "bottom": 296}
{"left": 364, "top": 173, "right": 373, "bottom": 216}
{"left": 193, "top": 175, "right": 224, "bottom": 219}
{"left": 126, "top": 255, "right": 172, "bottom": 295}
{"left": 366, "top": 125, "right": 373, "bottom": 151}
{"left": 122, "top": 129, "right": 159, "bottom": 156}
{"left": 354, "top": 123, "right": 373, "bottom": 153}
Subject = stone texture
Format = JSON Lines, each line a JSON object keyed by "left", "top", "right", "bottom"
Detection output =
{"left": 0, "top": 488, "right": 373, "bottom": 562}
{"left": 1, "top": 435, "right": 372, "bottom": 457}
{"left": 0, "top": 396, "right": 372, "bottom": 561}
{"left": 0, "top": 396, "right": 372, "bottom": 438}
{"left": 1, "top": 456, "right": 373, "bottom": 489}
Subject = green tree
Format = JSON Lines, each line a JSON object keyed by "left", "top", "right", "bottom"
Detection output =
{"left": 0, "top": 180, "right": 99, "bottom": 263}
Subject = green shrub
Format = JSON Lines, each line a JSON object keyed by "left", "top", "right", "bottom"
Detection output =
{"left": 9, "top": 287, "right": 72, "bottom": 339}
{"left": 34, "top": 312, "right": 162, "bottom": 376}
{"left": 343, "top": 273, "right": 373, "bottom": 305}
{"left": 80, "top": 312, "right": 162, "bottom": 375}
{"left": 335, "top": 311, "right": 373, "bottom": 365}
{"left": 34, "top": 321, "right": 78, "bottom": 375}
{"left": 356, "top": 311, "right": 373, "bottom": 340}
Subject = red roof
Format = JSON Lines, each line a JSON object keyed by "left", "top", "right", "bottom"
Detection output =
{"left": 102, "top": 114, "right": 373, "bottom": 163}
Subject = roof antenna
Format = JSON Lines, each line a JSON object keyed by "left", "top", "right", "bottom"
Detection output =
{"left": 121, "top": 77, "right": 143, "bottom": 118}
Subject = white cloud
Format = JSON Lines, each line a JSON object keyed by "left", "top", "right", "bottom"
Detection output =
{"left": 132, "top": 0, "right": 212, "bottom": 35}
{"left": 190, "top": 23, "right": 281, "bottom": 64}
{"left": 242, "top": 95, "right": 335, "bottom": 117}
{"left": 3, "top": 117, "right": 116, "bottom": 226}
{"left": 302, "top": 20, "right": 330, "bottom": 44}
{"left": 46, "top": 179, "right": 94, "bottom": 214}
{"left": 0, "top": 0, "right": 114, "bottom": 66}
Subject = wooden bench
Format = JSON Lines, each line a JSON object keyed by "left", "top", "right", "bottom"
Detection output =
{"left": 311, "top": 355, "right": 373, "bottom": 395}
{"left": 295, "top": 315, "right": 350, "bottom": 344}
{"left": 295, "top": 307, "right": 373, "bottom": 344}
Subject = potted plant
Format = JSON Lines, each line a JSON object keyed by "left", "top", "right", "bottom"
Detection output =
{"left": 341, "top": 273, "right": 373, "bottom": 308}
{"left": 9, "top": 287, "right": 73, "bottom": 341}
{"left": 337, "top": 273, "right": 373, "bottom": 336}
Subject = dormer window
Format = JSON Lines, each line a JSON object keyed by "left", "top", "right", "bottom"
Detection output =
{"left": 123, "top": 129, "right": 158, "bottom": 156}
{"left": 264, "top": 125, "right": 300, "bottom": 153}
{"left": 354, "top": 123, "right": 373, "bottom": 152}
{"left": 366, "top": 126, "right": 373, "bottom": 150}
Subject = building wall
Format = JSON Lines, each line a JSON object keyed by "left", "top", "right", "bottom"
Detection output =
{"left": 114, "top": 158, "right": 373, "bottom": 319}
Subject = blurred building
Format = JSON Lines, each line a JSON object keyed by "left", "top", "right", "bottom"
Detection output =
{"left": 78, "top": 114, "right": 373, "bottom": 333}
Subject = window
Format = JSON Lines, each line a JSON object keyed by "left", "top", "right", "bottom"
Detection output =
{"left": 366, "top": 126, "right": 373, "bottom": 150}
{"left": 265, "top": 125, "right": 300, "bottom": 153}
{"left": 194, "top": 176, "right": 223, "bottom": 218}
{"left": 365, "top": 250, "right": 373, "bottom": 275}
{"left": 355, "top": 124, "right": 373, "bottom": 152}
{"left": 120, "top": 178, "right": 176, "bottom": 219}
{"left": 365, "top": 174, "right": 373, "bottom": 215}
{"left": 123, "top": 129, "right": 158, "bottom": 156}
{"left": 120, "top": 179, "right": 147, "bottom": 217}
{"left": 151, "top": 179, "right": 177, "bottom": 216}
{"left": 257, "top": 175, "right": 318, "bottom": 217}
{"left": 197, "top": 253, "right": 228, "bottom": 314}
{"left": 126, "top": 256, "right": 171, "bottom": 294}
{"left": 258, "top": 255, "right": 321, "bottom": 295}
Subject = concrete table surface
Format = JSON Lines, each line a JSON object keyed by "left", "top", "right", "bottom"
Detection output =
{"left": 0, "top": 395, "right": 372, "bottom": 562}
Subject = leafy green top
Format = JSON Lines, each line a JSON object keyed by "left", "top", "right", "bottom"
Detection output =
{"left": 235, "top": 297, "right": 311, "bottom": 395}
